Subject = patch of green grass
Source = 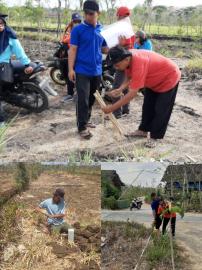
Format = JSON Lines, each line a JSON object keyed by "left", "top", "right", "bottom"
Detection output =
{"left": 120, "top": 186, "right": 156, "bottom": 203}
{"left": 146, "top": 234, "right": 172, "bottom": 267}
{"left": 0, "top": 200, "right": 21, "bottom": 245}
{"left": 124, "top": 221, "right": 151, "bottom": 239}
{"left": 185, "top": 58, "right": 202, "bottom": 73}
{"left": 67, "top": 150, "right": 95, "bottom": 165}
{"left": 18, "top": 31, "right": 58, "bottom": 42}
{"left": 0, "top": 117, "right": 17, "bottom": 152}
{"left": 144, "top": 24, "right": 202, "bottom": 37}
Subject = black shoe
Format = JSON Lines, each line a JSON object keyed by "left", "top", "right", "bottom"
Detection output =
{"left": 122, "top": 110, "right": 130, "bottom": 116}
{"left": 115, "top": 114, "right": 122, "bottom": 119}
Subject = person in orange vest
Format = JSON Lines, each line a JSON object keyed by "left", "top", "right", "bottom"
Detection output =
{"left": 61, "top": 13, "right": 82, "bottom": 102}
{"left": 157, "top": 199, "right": 176, "bottom": 237}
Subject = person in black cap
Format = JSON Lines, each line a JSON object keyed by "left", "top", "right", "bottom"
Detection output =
{"left": 68, "top": 0, "right": 108, "bottom": 139}
{"left": 102, "top": 45, "right": 181, "bottom": 148}
{"left": 60, "top": 12, "right": 82, "bottom": 102}
{"left": 35, "top": 188, "right": 72, "bottom": 234}
{"left": 0, "top": 14, "right": 33, "bottom": 126}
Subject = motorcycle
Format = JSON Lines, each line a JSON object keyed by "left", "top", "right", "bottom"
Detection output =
{"left": 47, "top": 42, "right": 115, "bottom": 96}
{"left": 130, "top": 198, "right": 143, "bottom": 210}
{"left": 0, "top": 60, "right": 58, "bottom": 113}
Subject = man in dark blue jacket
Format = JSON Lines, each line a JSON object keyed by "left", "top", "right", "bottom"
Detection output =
{"left": 68, "top": 0, "right": 108, "bottom": 139}
{"left": 151, "top": 192, "right": 162, "bottom": 230}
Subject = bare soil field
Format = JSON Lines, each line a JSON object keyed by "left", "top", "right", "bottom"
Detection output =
{"left": 0, "top": 38, "right": 201, "bottom": 162}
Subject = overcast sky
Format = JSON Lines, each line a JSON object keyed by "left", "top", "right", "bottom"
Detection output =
{"left": 101, "top": 162, "right": 168, "bottom": 187}
{"left": 7, "top": 0, "right": 202, "bottom": 9}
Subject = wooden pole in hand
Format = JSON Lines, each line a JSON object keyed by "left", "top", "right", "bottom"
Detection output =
{"left": 94, "top": 90, "right": 124, "bottom": 136}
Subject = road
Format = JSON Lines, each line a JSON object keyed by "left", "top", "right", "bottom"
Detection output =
{"left": 102, "top": 204, "right": 202, "bottom": 270}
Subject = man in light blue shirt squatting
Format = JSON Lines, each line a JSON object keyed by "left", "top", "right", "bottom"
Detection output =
{"left": 0, "top": 14, "right": 33, "bottom": 125}
{"left": 68, "top": 0, "right": 108, "bottom": 140}
{"left": 134, "top": 30, "right": 153, "bottom": 51}
{"left": 36, "top": 188, "right": 71, "bottom": 234}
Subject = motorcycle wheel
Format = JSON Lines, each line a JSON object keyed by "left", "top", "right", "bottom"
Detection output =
{"left": 102, "top": 74, "right": 114, "bottom": 103}
{"left": 8, "top": 82, "right": 49, "bottom": 113}
{"left": 50, "top": 67, "right": 66, "bottom": 86}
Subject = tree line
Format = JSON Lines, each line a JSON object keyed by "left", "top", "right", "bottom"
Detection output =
{"left": 0, "top": 0, "right": 202, "bottom": 36}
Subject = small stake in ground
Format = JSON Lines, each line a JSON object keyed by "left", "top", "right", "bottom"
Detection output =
{"left": 94, "top": 90, "right": 124, "bottom": 136}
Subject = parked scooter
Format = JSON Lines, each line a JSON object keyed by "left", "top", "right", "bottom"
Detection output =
{"left": 0, "top": 60, "right": 57, "bottom": 113}
{"left": 47, "top": 42, "right": 115, "bottom": 96}
{"left": 130, "top": 198, "right": 143, "bottom": 210}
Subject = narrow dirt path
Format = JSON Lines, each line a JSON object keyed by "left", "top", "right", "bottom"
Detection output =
{"left": 102, "top": 204, "right": 202, "bottom": 270}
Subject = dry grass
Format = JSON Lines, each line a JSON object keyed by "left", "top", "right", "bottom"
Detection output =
{"left": 1, "top": 208, "right": 100, "bottom": 270}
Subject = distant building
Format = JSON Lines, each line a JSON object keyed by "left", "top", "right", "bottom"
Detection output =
{"left": 161, "top": 164, "right": 202, "bottom": 192}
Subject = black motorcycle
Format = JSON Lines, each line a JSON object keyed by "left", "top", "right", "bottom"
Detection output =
{"left": 0, "top": 60, "right": 57, "bottom": 113}
{"left": 130, "top": 198, "right": 143, "bottom": 210}
{"left": 48, "top": 42, "right": 115, "bottom": 95}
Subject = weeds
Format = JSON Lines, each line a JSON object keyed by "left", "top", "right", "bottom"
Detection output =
{"left": 67, "top": 150, "right": 95, "bottom": 165}
{"left": 15, "top": 163, "right": 30, "bottom": 192}
{"left": 0, "top": 200, "right": 21, "bottom": 246}
{"left": 124, "top": 221, "right": 150, "bottom": 240}
{"left": 0, "top": 116, "right": 17, "bottom": 152}
{"left": 146, "top": 234, "right": 172, "bottom": 267}
{"left": 185, "top": 57, "right": 202, "bottom": 73}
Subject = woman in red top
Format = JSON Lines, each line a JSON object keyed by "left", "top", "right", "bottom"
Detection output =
{"left": 110, "top": 7, "right": 135, "bottom": 119}
{"left": 61, "top": 13, "right": 82, "bottom": 102}
{"left": 158, "top": 200, "right": 176, "bottom": 237}
{"left": 103, "top": 45, "right": 181, "bottom": 147}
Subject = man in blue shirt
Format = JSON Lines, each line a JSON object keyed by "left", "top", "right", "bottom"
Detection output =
{"left": 68, "top": 0, "right": 108, "bottom": 139}
{"left": 134, "top": 30, "right": 153, "bottom": 51}
{"left": 36, "top": 188, "right": 71, "bottom": 234}
{"left": 150, "top": 192, "right": 162, "bottom": 230}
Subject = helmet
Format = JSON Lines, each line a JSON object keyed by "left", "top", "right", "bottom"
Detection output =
{"left": 71, "top": 12, "right": 82, "bottom": 22}
{"left": 116, "top": 6, "right": 130, "bottom": 17}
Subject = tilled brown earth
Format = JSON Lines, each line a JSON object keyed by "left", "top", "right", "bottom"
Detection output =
{"left": 0, "top": 169, "right": 101, "bottom": 270}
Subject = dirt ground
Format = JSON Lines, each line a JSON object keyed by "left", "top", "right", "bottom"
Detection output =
{"left": 0, "top": 168, "right": 101, "bottom": 270}
{"left": 0, "top": 39, "right": 201, "bottom": 162}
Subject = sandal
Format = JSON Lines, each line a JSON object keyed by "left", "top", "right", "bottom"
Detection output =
{"left": 79, "top": 129, "right": 93, "bottom": 140}
{"left": 86, "top": 122, "right": 96, "bottom": 128}
{"left": 145, "top": 139, "right": 157, "bottom": 148}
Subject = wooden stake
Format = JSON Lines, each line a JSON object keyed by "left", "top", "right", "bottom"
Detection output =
{"left": 94, "top": 90, "right": 124, "bottom": 136}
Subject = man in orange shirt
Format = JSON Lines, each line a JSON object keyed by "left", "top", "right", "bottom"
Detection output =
{"left": 103, "top": 45, "right": 181, "bottom": 147}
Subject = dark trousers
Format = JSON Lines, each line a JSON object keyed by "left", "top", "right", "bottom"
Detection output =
{"left": 76, "top": 73, "right": 101, "bottom": 132}
{"left": 162, "top": 217, "right": 176, "bottom": 236}
{"left": 60, "top": 59, "right": 74, "bottom": 96}
{"left": 139, "top": 83, "right": 179, "bottom": 139}
{"left": 0, "top": 84, "right": 5, "bottom": 122}
{"left": 155, "top": 214, "right": 162, "bottom": 230}
{"left": 112, "top": 70, "right": 129, "bottom": 117}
